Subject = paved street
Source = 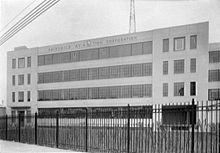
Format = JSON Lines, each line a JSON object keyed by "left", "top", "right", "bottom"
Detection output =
{"left": 0, "top": 140, "right": 83, "bottom": 153}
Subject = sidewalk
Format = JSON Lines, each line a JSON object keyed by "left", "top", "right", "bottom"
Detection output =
{"left": 0, "top": 140, "right": 83, "bottom": 153}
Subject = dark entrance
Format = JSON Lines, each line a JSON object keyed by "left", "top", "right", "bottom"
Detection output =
{"left": 18, "top": 111, "right": 25, "bottom": 127}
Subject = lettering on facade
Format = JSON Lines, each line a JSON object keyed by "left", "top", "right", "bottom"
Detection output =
{"left": 48, "top": 35, "right": 137, "bottom": 52}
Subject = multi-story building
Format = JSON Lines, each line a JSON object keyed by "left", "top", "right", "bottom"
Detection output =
{"left": 7, "top": 22, "right": 219, "bottom": 117}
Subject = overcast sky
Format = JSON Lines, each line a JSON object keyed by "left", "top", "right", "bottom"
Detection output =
{"left": 0, "top": 0, "right": 219, "bottom": 106}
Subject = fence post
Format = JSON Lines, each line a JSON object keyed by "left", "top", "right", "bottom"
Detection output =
{"left": 85, "top": 108, "right": 88, "bottom": 152}
{"left": 127, "top": 104, "right": 130, "bottom": 153}
{"left": 191, "top": 99, "right": 195, "bottom": 153}
{"left": 56, "top": 111, "right": 59, "bottom": 148}
{"left": 35, "top": 113, "right": 38, "bottom": 145}
{"left": 18, "top": 114, "right": 21, "bottom": 142}
{"left": 5, "top": 115, "right": 7, "bottom": 140}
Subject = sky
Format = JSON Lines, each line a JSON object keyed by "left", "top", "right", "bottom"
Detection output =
{"left": 0, "top": 0, "right": 219, "bottom": 106}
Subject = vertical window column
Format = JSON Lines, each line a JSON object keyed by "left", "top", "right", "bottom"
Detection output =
{"left": 163, "top": 83, "right": 168, "bottom": 97}
{"left": 12, "top": 75, "right": 15, "bottom": 86}
{"left": 163, "top": 39, "right": 169, "bottom": 52}
{"left": 12, "top": 59, "right": 16, "bottom": 69}
{"left": 190, "top": 58, "right": 196, "bottom": 73}
{"left": 27, "top": 91, "right": 31, "bottom": 102}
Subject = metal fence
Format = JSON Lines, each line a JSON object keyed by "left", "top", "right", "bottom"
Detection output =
{"left": 0, "top": 99, "right": 219, "bottom": 153}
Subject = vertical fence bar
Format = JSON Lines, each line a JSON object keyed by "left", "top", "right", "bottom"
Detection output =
{"left": 18, "top": 114, "right": 21, "bottom": 142}
{"left": 127, "top": 104, "right": 130, "bottom": 153}
{"left": 35, "top": 113, "right": 37, "bottom": 145}
{"left": 5, "top": 115, "right": 7, "bottom": 140}
{"left": 85, "top": 108, "right": 88, "bottom": 152}
{"left": 56, "top": 111, "right": 59, "bottom": 148}
{"left": 191, "top": 99, "right": 195, "bottom": 153}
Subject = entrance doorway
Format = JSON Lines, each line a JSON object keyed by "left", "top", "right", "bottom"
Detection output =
{"left": 18, "top": 111, "right": 25, "bottom": 127}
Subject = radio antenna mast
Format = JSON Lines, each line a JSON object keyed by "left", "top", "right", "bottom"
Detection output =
{"left": 129, "top": 0, "right": 136, "bottom": 33}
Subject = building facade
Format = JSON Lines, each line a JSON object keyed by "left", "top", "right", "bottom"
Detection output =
{"left": 7, "top": 22, "right": 220, "bottom": 116}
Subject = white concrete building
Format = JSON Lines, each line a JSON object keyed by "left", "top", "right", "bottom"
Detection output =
{"left": 6, "top": 22, "right": 220, "bottom": 117}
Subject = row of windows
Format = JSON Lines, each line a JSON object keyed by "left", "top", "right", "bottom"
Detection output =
{"left": 163, "top": 35, "right": 197, "bottom": 52}
{"left": 208, "top": 69, "right": 220, "bottom": 82}
{"left": 38, "top": 63, "right": 152, "bottom": 84}
{"left": 12, "top": 57, "right": 31, "bottom": 69}
{"left": 162, "top": 82, "right": 196, "bottom": 97}
{"left": 208, "top": 89, "right": 220, "bottom": 100}
{"left": 38, "top": 84, "right": 152, "bottom": 101}
{"left": 162, "top": 58, "right": 196, "bottom": 75}
{"left": 38, "top": 41, "right": 153, "bottom": 66}
{"left": 12, "top": 91, "right": 31, "bottom": 102}
{"left": 12, "top": 74, "right": 31, "bottom": 86}
{"left": 209, "top": 51, "right": 220, "bottom": 63}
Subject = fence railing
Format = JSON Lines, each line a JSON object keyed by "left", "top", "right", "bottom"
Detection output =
{"left": 0, "top": 99, "right": 219, "bottom": 153}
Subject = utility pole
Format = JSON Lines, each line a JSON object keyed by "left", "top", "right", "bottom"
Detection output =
{"left": 129, "top": 0, "right": 136, "bottom": 33}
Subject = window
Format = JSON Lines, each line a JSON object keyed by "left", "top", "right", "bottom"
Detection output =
{"left": 70, "top": 51, "right": 80, "bottom": 62}
{"left": 121, "top": 86, "right": 131, "bottom": 98}
{"left": 163, "top": 83, "right": 168, "bottom": 97}
{"left": 190, "top": 82, "right": 196, "bottom": 96}
{"left": 190, "top": 58, "right": 196, "bottom": 73}
{"left": 163, "top": 61, "right": 168, "bottom": 75}
{"left": 52, "top": 71, "right": 62, "bottom": 82}
{"left": 143, "top": 63, "right": 152, "bottom": 76}
{"left": 38, "top": 90, "right": 44, "bottom": 101}
{"left": 63, "top": 89, "right": 70, "bottom": 100}
{"left": 18, "top": 91, "right": 24, "bottom": 102}
{"left": 99, "top": 87, "right": 109, "bottom": 99}
{"left": 132, "top": 64, "right": 142, "bottom": 77}
{"left": 145, "top": 84, "right": 152, "bottom": 97}
{"left": 109, "top": 86, "right": 120, "bottom": 98}
{"left": 79, "top": 88, "right": 88, "bottom": 99}
{"left": 209, "top": 69, "right": 220, "bottom": 82}
{"left": 44, "top": 54, "right": 53, "bottom": 65}
{"left": 88, "top": 68, "right": 99, "bottom": 80}
{"left": 208, "top": 89, "right": 220, "bottom": 100}
{"left": 190, "top": 35, "right": 197, "bottom": 49}
{"left": 120, "top": 65, "right": 131, "bottom": 77}
{"left": 27, "top": 57, "right": 31, "bottom": 67}
{"left": 109, "top": 46, "right": 120, "bottom": 58}
{"left": 132, "top": 43, "right": 142, "bottom": 55}
{"left": 99, "top": 47, "right": 109, "bottom": 59}
{"left": 99, "top": 67, "right": 109, "bottom": 79}
{"left": 18, "top": 75, "right": 24, "bottom": 85}
{"left": 27, "top": 91, "right": 31, "bottom": 102}
{"left": 59, "top": 52, "right": 71, "bottom": 63}
{"left": 89, "top": 88, "right": 99, "bottom": 99}
{"left": 163, "top": 39, "right": 169, "bottom": 52}
{"left": 132, "top": 85, "right": 142, "bottom": 97}
{"left": 174, "top": 59, "right": 184, "bottom": 74}
{"left": 80, "top": 49, "right": 98, "bottom": 61}
{"left": 38, "top": 55, "right": 45, "bottom": 66}
{"left": 174, "top": 37, "right": 185, "bottom": 51}
{"left": 64, "top": 71, "right": 70, "bottom": 81}
{"left": 12, "top": 92, "right": 15, "bottom": 102}
{"left": 12, "top": 59, "right": 16, "bottom": 69}
{"left": 174, "top": 82, "right": 184, "bottom": 96}
{"left": 109, "top": 66, "right": 120, "bottom": 78}
{"left": 80, "top": 69, "right": 88, "bottom": 80}
{"left": 69, "top": 88, "right": 79, "bottom": 100}
{"left": 27, "top": 74, "right": 31, "bottom": 84}
{"left": 117, "top": 44, "right": 131, "bottom": 57}
{"left": 12, "top": 75, "right": 15, "bottom": 86}
{"left": 18, "top": 58, "right": 25, "bottom": 68}
{"left": 69, "top": 69, "right": 80, "bottom": 81}
{"left": 209, "top": 51, "right": 220, "bottom": 63}
{"left": 143, "top": 41, "right": 152, "bottom": 54}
